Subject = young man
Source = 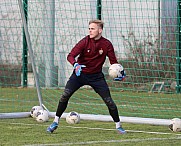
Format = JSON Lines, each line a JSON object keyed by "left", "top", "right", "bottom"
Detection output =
{"left": 47, "top": 19, "right": 126, "bottom": 134}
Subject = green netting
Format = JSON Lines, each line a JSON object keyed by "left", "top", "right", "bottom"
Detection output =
{"left": 0, "top": 0, "right": 181, "bottom": 120}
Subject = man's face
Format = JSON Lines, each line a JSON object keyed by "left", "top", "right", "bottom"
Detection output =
{"left": 89, "top": 23, "right": 102, "bottom": 40}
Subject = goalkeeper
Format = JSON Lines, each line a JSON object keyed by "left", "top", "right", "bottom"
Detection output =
{"left": 47, "top": 19, "right": 126, "bottom": 134}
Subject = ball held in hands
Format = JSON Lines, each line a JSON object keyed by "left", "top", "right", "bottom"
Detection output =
{"left": 108, "top": 63, "right": 126, "bottom": 81}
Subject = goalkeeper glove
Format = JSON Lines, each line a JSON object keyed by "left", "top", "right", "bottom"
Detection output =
{"left": 73, "top": 63, "right": 86, "bottom": 76}
{"left": 114, "top": 70, "right": 126, "bottom": 81}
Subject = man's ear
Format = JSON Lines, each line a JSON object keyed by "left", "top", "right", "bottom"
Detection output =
{"left": 99, "top": 28, "right": 103, "bottom": 34}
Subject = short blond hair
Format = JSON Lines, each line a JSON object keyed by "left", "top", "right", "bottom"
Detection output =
{"left": 89, "top": 19, "right": 104, "bottom": 29}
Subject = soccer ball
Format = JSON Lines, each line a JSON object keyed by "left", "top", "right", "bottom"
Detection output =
{"left": 108, "top": 63, "right": 124, "bottom": 78}
{"left": 169, "top": 118, "right": 181, "bottom": 132}
{"left": 66, "top": 111, "right": 80, "bottom": 124}
{"left": 36, "top": 109, "right": 49, "bottom": 123}
{"left": 30, "top": 106, "right": 43, "bottom": 118}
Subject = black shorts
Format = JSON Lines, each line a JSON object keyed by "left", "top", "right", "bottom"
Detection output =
{"left": 65, "top": 72, "right": 111, "bottom": 96}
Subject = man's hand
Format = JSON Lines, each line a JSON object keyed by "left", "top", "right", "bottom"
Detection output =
{"left": 74, "top": 63, "right": 86, "bottom": 76}
{"left": 114, "top": 70, "right": 126, "bottom": 81}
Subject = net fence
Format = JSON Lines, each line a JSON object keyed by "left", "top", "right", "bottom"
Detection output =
{"left": 0, "top": 0, "right": 180, "bottom": 120}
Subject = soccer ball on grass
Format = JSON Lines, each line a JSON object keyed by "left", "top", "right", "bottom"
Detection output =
{"left": 169, "top": 118, "right": 181, "bottom": 132}
{"left": 108, "top": 63, "right": 124, "bottom": 78}
{"left": 36, "top": 109, "right": 49, "bottom": 123}
{"left": 30, "top": 106, "right": 43, "bottom": 118}
{"left": 66, "top": 111, "right": 80, "bottom": 124}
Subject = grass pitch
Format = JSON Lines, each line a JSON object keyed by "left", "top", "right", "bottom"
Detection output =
{"left": 1, "top": 117, "right": 181, "bottom": 146}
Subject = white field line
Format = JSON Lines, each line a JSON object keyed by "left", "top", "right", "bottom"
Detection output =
{"left": 1, "top": 121, "right": 181, "bottom": 145}
{"left": 2, "top": 121, "right": 181, "bottom": 136}
{"left": 24, "top": 137, "right": 181, "bottom": 146}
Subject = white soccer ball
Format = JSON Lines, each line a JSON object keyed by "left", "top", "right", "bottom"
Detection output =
{"left": 66, "top": 111, "right": 80, "bottom": 124}
{"left": 36, "top": 110, "right": 49, "bottom": 123}
{"left": 30, "top": 106, "right": 43, "bottom": 118}
{"left": 169, "top": 118, "right": 181, "bottom": 132}
{"left": 108, "top": 63, "right": 124, "bottom": 78}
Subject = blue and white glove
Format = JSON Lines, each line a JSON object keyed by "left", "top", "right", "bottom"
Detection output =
{"left": 73, "top": 63, "right": 86, "bottom": 76}
{"left": 114, "top": 70, "right": 126, "bottom": 81}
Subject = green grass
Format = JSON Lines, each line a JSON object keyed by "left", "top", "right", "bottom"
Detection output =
{"left": 1, "top": 117, "right": 181, "bottom": 146}
{"left": 1, "top": 87, "right": 181, "bottom": 119}
{"left": 1, "top": 87, "right": 181, "bottom": 145}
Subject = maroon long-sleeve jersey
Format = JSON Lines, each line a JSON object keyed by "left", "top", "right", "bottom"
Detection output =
{"left": 67, "top": 35, "right": 118, "bottom": 74}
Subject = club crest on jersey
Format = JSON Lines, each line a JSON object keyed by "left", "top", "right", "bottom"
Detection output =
{"left": 99, "top": 49, "right": 103, "bottom": 55}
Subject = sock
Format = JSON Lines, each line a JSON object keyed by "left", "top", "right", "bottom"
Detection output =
{"left": 53, "top": 116, "right": 60, "bottom": 124}
{"left": 115, "top": 121, "right": 121, "bottom": 129}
